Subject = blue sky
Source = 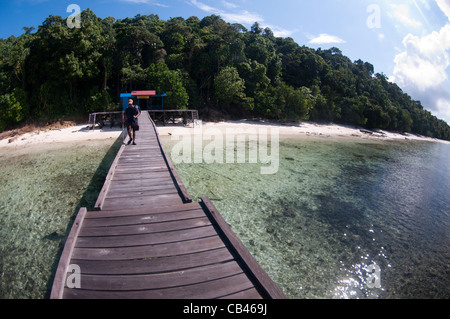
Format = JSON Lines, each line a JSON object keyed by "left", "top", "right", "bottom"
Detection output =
{"left": 1, "top": 0, "right": 450, "bottom": 124}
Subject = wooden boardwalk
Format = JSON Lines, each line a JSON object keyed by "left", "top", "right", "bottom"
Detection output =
{"left": 50, "top": 111, "right": 286, "bottom": 299}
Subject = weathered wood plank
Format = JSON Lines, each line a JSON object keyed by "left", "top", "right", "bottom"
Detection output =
{"left": 105, "top": 187, "right": 178, "bottom": 199}
{"left": 71, "top": 236, "right": 225, "bottom": 261}
{"left": 112, "top": 172, "right": 172, "bottom": 181}
{"left": 76, "top": 225, "right": 217, "bottom": 248}
{"left": 82, "top": 209, "right": 206, "bottom": 228}
{"left": 114, "top": 160, "right": 166, "bottom": 167}
{"left": 106, "top": 185, "right": 178, "bottom": 198}
{"left": 113, "top": 168, "right": 167, "bottom": 174}
{"left": 71, "top": 247, "right": 234, "bottom": 275}
{"left": 65, "top": 261, "right": 244, "bottom": 291}
{"left": 107, "top": 182, "right": 176, "bottom": 193}
{"left": 79, "top": 217, "right": 211, "bottom": 237}
{"left": 100, "top": 194, "right": 184, "bottom": 210}
{"left": 84, "top": 202, "right": 202, "bottom": 218}
{"left": 62, "top": 273, "right": 255, "bottom": 299}
{"left": 105, "top": 178, "right": 175, "bottom": 188}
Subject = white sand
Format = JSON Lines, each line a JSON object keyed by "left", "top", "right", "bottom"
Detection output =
{"left": 0, "top": 120, "right": 448, "bottom": 151}
{"left": 156, "top": 120, "right": 449, "bottom": 144}
{"left": 0, "top": 125, "right": 123, "bottom": 151}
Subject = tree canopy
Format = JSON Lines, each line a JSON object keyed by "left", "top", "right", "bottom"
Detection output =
{"left": 0, "top": 10, "right": 449, "bottom": 140}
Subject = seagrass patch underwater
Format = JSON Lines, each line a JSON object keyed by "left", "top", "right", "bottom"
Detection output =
{"left": 0, "top": 138, "right": 121, "bottom": 298}
{"left": 160, "top": 134, "right": 450, "bottom": 299}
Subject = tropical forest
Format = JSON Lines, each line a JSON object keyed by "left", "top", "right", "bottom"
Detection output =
{"left": 1, "top": 9, "right": 449, "bottom": 140}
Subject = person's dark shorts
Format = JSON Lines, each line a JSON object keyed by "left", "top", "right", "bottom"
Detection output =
{"left": 127, "top": 120, "right": 138, "bottom": 131}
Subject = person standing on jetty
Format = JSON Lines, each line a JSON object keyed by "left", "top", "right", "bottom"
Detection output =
{"left": 125, "top": 98, "right": 140, "bottom": 145}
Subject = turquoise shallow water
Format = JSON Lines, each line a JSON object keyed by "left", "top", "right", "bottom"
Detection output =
{"left": 160, "top": 133, "right": 450, "bottom": 299}
{"left": 0, "top": 129, "right": 448, "bottom": 299}
{"left": 0, "top": 137, "right": 121, "bottom": 298}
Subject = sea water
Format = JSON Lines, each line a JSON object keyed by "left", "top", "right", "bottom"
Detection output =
{"left": 0, "top": 131, "right": 448, "bottom": 299}
{"left": 160, "top": 133, "right": 450, "bottom": 299}
{"left": 0, "top": 137, "right": 122, "bottom": 299}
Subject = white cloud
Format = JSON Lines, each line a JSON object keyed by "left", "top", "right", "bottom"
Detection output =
{"left": 189, "top": 0, "right": 217, "bottom": 13}
{"left": 188, "top": 0, "right": 296, "bottom": 37}
{"left": 436, "top": 0, "right": 450, "bottom": 19}
{"left": 436, "top": 97, "right": 450, "bottom": 122}
{"left": 189, "top": 0, "right": 263, "bottom": 24}
{"left": 267, "top": 25, "right": 297, "bottom": 38}
{"left": 153, "top": 2, "right": 169, "bottom": 7}
{"left": 391, "top": 6, "right": 450, "bottom": 124}
{"left": 119, "top": 0, "right": 168, "bottom": 7}
{"left": 416, "top": 0, "right": 431, "bottom": 11}
{"left": 390, "top": 3, "right": 422, "bottom": 27}
{"left": 308, "top": 33, "right": 346, "bottom": 45}
{"left": 121, "top": 0, "right": 150, "bottom": 2}
{"left": 221, "top": 0, "right": 239, "bottom": 10}
{"left": 221, "top": 10, "right": 264, "bottom": 25}
{"left": 393, "top": 27, "right": 450, "bottom": 89}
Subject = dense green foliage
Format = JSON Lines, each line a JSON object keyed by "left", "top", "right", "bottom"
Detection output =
{"left": 1, "top": 10, "right": 449, "bottom": 140}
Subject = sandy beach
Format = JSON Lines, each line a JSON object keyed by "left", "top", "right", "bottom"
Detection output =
{"left": 0, "top": 120, "right": 448, "bottom": 151}
{"left": 158, "top": 120, "right": 450, "bottom": 146}
{"left": 0, "top": 124, "right": 123, "bottom": 152}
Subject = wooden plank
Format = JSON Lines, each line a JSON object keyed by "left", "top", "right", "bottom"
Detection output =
{"left": 107, "top": 183, "right": 176, "bottom": 192}
{"left": 95, "top": 145, "right": 125, "bottom": 210}
{"left": 112, "top": 172, "right": 172, "bottom": 181}
{"left": 79, "top": 217, "right": 211, "bottom": 237}
{"left": 220, "top": 288, "right": 264, "bottom": 299}
{"left": 76, "top": 225, "right": 217, "bottom": 248}
{"left": 114, "top": 166, "right": 168, "bottom": 174}
{"left": 71, "top": 247, "right": 235, "bottom": 275}
{"left": 84, "top": 202, "right": 202, "bottom": 218}
{"left": 116, "top": 161, "right": 166, "bottom": 167}
{"left": 62, "top": 273, "right": 255, "bottom": 299}
{"left": 119, "top": 150, "right": 162, "bottom": 154}
{"left": 119, "top": 155, "right": 163, "bottom": 161}
{"left": 120, "top": 147, "right": 161, "bottom": 152}
{"left": 104, "top": 178, "right": 175, "bottom": 188}
{"left": 71, "top": 236, "right": 225, "bottom": 261}
{"left": 117, "top": 156, "right": 165, "bottom": 162}
{"left": 114, "top": 166, "right": 167, "bottom": 172}
{"left": 110, "top": 178, "right": 175, "bottom": 187}
{"left": 82, "top": 209, "right": 206, "bottom": 228}
{"left": 105, "top": 187, "right": 178, "bottom": 199}
{"left": 109, "top": 182, "right": 177, "bottom": 190}
{"left": 106, "top": 183, "right": 179, "bottom": 196}
{"left": 100, "top": 194, "right": 184, "bottom": 210}
{"left": 50, "top": 207, "right": 88, "bottom": 299}
{"left": 66, "top": 261, "right": 244, "bottom": 291}
{"left": 118, "top": 156, "right": 164, "bottom": 163}
{"left": 201, "top": 197, "right": 287, "bottom": 299}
